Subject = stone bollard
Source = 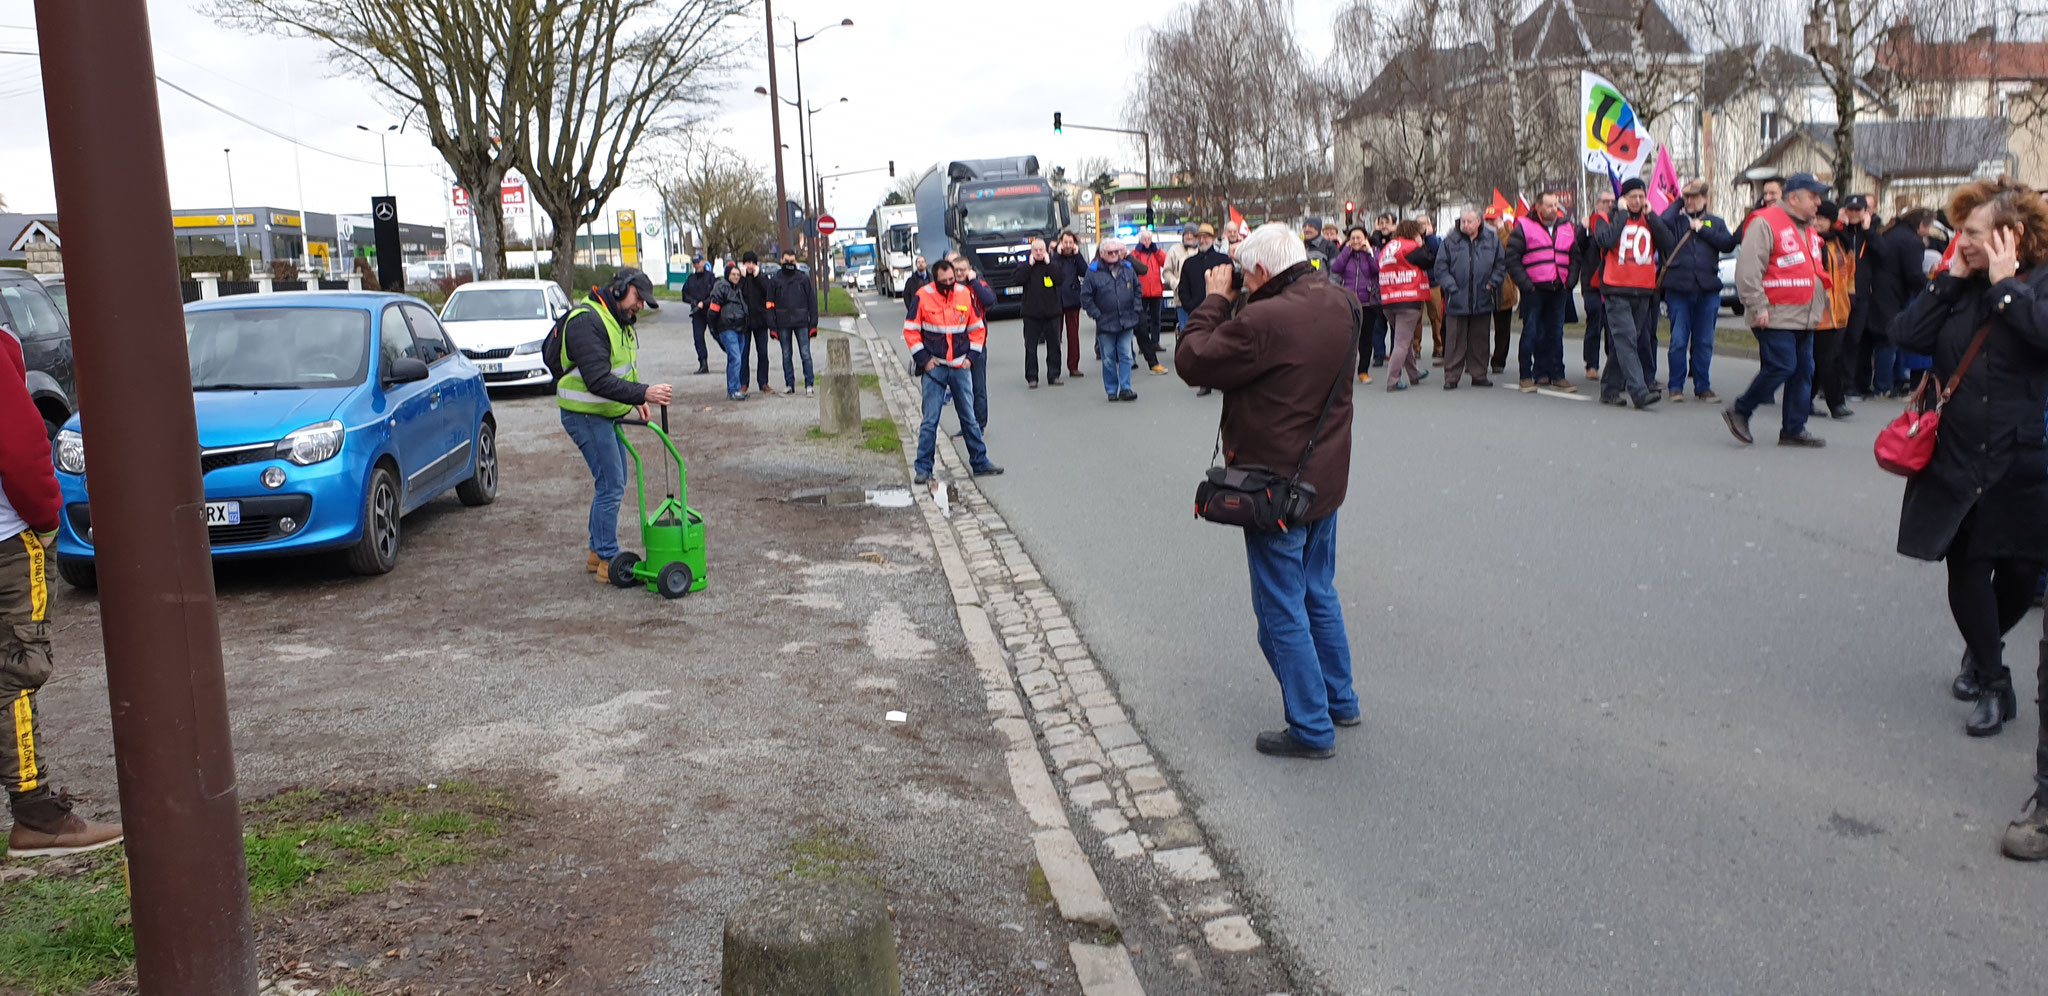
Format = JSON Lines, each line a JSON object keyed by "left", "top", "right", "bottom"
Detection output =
{"left": 721, "top": 878, "right": 900, "bottom": 996}
{"left": 817, "top": 336, "right": 863, "bottom": 436}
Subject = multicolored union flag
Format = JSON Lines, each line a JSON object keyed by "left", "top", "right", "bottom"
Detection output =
{"left": 1582, "top": 71, "right": 1651, "bottom": 182}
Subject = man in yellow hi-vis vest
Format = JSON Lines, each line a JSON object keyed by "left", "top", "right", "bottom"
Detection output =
{"left": 558, "top": 267, "right": 673, "bottom": 584}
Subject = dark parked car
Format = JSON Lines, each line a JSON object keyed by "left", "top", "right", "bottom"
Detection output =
{"left": 0, "top": 269, "right": 76, "bottom": 437}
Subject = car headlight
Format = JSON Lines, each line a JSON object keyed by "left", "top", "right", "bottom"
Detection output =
{"left": 276, "top": 420, "right": 345, "bottom": 466}
{"left": 513, "top": 339, "right": 545, "bottom": 355}
{"left": 53, "top": 429, "right": 84, "bottom": 475}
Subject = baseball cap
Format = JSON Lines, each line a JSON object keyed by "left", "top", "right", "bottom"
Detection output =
{"left": 1484, "top": 207, "right": 1501, "bottom": 220}
{"left": 1844, "top": 194, "right": 1871, "bottom": 211}
{"left": 611, "top": 266, "right": 660, "bottom": 309}
{"left": 1784, "top": 172, "right": 1829, "bottom": 197}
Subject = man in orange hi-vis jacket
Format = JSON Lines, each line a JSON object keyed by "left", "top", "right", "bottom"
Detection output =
{"left": 904, "top": 258, "right": 1003, "bottom": 486}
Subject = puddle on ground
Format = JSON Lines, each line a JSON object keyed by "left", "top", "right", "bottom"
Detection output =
{"left": 785, "top": 485, "right": 918, "bottom": 508}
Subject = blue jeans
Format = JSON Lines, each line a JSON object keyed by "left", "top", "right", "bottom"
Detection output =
{"left": 560, "top": 409, "right": 630, "bottom": 559}
{"left": 1734, "top": 329, "right": 1815, "bottom": 437}
{"left": 1520, "top": 286, "right": 1567, "bottom": 381}
{"left": 1242, "top": 512, "right": 1355, "bottom": 749}
{"left": 777, "top": 327, "right": 814, "bottom": 389}
{"left": 1099, "top": 329, "right": 1136, "bottom": 396}
{"left": 717, "top": 328, "right": 746, "bottom": 396}
{"left": 915, "top": 364, "right": 992, "bottom": 477}
{"left": 1665, "top": 290, "right": 1719, "bottom": 393}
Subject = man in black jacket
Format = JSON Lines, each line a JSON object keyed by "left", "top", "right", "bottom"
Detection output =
{"left": 558, "top": 268, "right": 673, "bottom": 584}
{"left": 1017, "top": 237, "right": 1064, "bottom": 387}
{"left": 901, "top": 255, "right": 931, "bottom": 318}
{"left": 1658, "top": 180, "right": 1740, "bottom": 400}
{"left": 1834, "top": 194, "right": 1880, "bottom": 398}
{"left": 1176, "top": 224, "right": 1232, "bottom": 395}
{"left": 679, "top": 257, "right": 714, "bottom": 375}
{"left": 765, "top": 249, "right": 818, "bottom": 396}
{"left": 736, "top": 252, "right": 774, "bottom": 394}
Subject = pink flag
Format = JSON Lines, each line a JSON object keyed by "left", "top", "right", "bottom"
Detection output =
{"left": 1648, "top": 151, "right": 1681, "bottom": 214}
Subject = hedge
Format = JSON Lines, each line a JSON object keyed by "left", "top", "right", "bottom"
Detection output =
{"left": 177, "top": 254, "right": 250, "bottom": 280}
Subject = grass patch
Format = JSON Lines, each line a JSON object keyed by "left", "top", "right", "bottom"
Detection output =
{"left": 857, "top": 373, "right": 879, "bottom": 391}
{"left": 822, "top": 286, "right": 858, "bottom": 317}
{"left": 0, "top": 783, "right": 517, "bottom": 994}
{"left": 782, "top": 825, "right": 877, "bottom": 884}
{"left": 860, "top": 417, "right": 900, "bottom": 455}
{"left": 1026, "top": 864, "right": 1054, "bottom": 906}
{"left": 0, "top": 850, "right": 134, "bottom": 995}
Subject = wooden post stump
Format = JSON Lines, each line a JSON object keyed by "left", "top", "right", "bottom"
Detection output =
{"left": 817, "top": 336, "right": 862, "bottom": 435}
{"left": 721, "top": 878, "right": 900, "bottom": 996}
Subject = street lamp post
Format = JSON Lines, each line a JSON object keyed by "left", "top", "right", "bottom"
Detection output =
{"left": 787, "top": 17, "right": 850, "bottom": 276}
{"left": 355, "top": 123, "right": 396, "bottom": 196}
{"left": 762, "top": 2, "right": 790, "bottom": 251}
{"left": 223, "top": 147, "right": 240, "bottom": 262}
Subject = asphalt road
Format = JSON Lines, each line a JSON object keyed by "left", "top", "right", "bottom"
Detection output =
{"left": 863, "top": 288, "right": 2046, "bottom": 995}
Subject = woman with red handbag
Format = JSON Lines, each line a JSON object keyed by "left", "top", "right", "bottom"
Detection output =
{"left": 1886, "top": 177, "right": 2048, "bottom": 859}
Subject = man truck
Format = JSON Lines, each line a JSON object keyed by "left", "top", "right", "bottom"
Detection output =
{"left": 875, "top": 202, "right": 918, "bottom": 297}
{"left": 913, "top": 156, "right": 1070, "bottom": 314}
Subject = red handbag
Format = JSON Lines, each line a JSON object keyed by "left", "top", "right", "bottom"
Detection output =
{"left": 1874, "top": 321, "right": 1993, "bottom": 477}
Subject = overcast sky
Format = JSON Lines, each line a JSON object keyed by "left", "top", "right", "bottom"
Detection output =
{"left": 0, "top": 0, "right": 1345, "bottom": 252}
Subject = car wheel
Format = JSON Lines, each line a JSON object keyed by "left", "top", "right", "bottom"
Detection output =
{"left": 657, "top": 561, "right": 693, "bottom": 599}
{"left": 56, "top": 557, "right": 96, "bottom": 591}
{"left": 456, "top": 421, "right": 499, "bottom": 507}
{"left": 344, "top": 466, "right": 402, "bottom": 576}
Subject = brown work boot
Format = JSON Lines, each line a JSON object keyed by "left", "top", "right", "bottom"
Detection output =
{"left": 585, "top": 551, "right": 601, "bottom": 573}
{"left": 594, "top": 559, "right": 611, "bottom": 585}
{"left": 9, "top": 792, "right": 124, "bottom": 858}
{"left": 1552, "top": 379, "right": 1579, "bottom": 394}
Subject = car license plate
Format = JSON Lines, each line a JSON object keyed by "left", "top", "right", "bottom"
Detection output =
{"left": 1003, "top": 286, "right": 1021, "bottom": 296}
{"left": 476, "top": 361, "right": 503, "bottom": 373}
{"left": 205, "top": 501, "right": 241, "bottom": 526}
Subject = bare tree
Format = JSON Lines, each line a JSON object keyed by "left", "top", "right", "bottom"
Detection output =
{"left": 522, "top": 0, "right": 750, "bottom": 289}
{"left": 215, "top": 0, "right": 550, "bottom": 281}
{"left": 1806, "top": 0, "right": 1978, "bottom": 192}
{"left": 658, "top": 139, "right": 774, "bottom": 262}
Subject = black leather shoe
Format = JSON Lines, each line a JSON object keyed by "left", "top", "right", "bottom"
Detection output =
{"left": 694, "top": 363, "right": 710, "bottom": 375}
{"left": 1332, "top": 713, "right": 1363, "bottom": 728}
{"left": 1722, "top": 408, "right": 1754, "bottom": 444}
{"left": 1829, "top": 405, "right": 1854, "bottom": 419}
{"left": 1778, "top": 431, "right": 1826, "bottom": 448}
{"left": 1967, "top": 681, "right": 2017, "bottom": 737}
{"left": 1953, "top": 648, "right": 1984, "bottom": 701}
{"left": 1254, "top": 730, "right": 1334, "bottom": 759}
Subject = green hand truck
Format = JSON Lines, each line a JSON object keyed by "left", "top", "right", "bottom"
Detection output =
{"left": 609, "top": 405, "right": 707, "bottom": 599}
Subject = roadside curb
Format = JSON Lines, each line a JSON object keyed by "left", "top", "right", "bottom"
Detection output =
{"left": 844, "top": 305, "right": 1292, "bottom": 996}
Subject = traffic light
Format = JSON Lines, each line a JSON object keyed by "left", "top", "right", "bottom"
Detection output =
{"left": 888, "top": 160, "right": 894, "bottom": 177}
{"left": 1053, "top": 112, "right": 1062, "bottom": 134}
{"left": 1344, "top": 200, "right": 1356, "bottom": 226}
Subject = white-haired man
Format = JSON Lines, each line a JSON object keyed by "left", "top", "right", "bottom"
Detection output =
{"left": 1080, "top": 237, "right": 1149, "bottom": 402}
{"left": 1176, "top": 224, "right": 1360, "bottom": 759}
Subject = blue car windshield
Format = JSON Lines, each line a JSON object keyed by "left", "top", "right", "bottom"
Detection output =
{"left": 188, "top": 308, "right": 371, "bottom": 390}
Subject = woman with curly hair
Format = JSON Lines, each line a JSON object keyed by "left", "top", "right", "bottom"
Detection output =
{"left": 1887, "top": 176, "right": 2048, "bottom": 859}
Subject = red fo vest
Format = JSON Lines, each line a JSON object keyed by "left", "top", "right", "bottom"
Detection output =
{"left": 1377, "top": 238, "right": 1429, "bottom": 305}
{"left": 1515, "top": 214, "right": 1575, "bottom": 286}
{"left": 1602, "top": 214, "right": 1659, "bottom": 291}
{"left": 1755, "top": 205, "right": 1827, "bottom": 306}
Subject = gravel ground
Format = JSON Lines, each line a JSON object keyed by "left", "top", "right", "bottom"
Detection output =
{"left": 23, "top": 309, "right": 1081, "bottom": 994}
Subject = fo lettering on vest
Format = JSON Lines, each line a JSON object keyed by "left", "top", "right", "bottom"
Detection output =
{"left": 1603, "top": 216, "right": 1658, "bottom": 291}
{"left": 1378, "top": 239, "right": 1430, "bottom": 305}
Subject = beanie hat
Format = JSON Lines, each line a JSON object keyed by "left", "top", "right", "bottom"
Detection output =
{"left": 1618, "top": 177, "right": 1647, "bottom": 197}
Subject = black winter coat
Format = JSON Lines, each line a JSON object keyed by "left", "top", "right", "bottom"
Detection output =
{"left": 708, "top": 277, "right": 748, "bottom": 332}
{"left": 1656, "top": 204, "right": 1739, "bottom": 295}
{"left": 738, "top": 271, "right": 770, "bottom": 332}
{"left": 1177, "top": 247, "right": 1233, "bottom": 311}
{"left": 1890, "top": 268, "right": 2048, "bottom": 562}
{"left": 1018, "top": 259, "right": 1064, "bottom": 320}
{"left": 764, "top": 266, "right": 816, "bottom": 329}
{"left": 1431, "top": 226, "right": 1506, "bottom": 316}
{"left": 1052, "top": 250, "right": 1088, "bottom": 310}
{"left": 1871, "top": 225, "right": 1929, "bottom": 330}
{"left": 681, "top": 269, "right": 715, "bottom": 315}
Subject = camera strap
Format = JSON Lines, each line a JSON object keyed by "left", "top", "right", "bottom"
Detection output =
{"left": 1207, "top": 292, "right": 1363, "bottom": 485}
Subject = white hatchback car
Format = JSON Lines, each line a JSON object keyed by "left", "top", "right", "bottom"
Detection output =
{"left": 439, "top": 279, "right": 572, "bottom": 390}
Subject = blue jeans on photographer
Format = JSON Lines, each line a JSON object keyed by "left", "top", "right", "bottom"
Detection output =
{"left": 560, "top": 410, "right": 629, "bottom": 559}
{"left": 717, "top": 328, "right": 747, "bottom": 397}
{"left": 914, "top": 363, "right": 994, "bottom": 478}
{"left": 1242, "top": 511, "right": 1356, "bottom": 750}
{"left": 1098, "top": 329, "right": 1135, "bottom": 397}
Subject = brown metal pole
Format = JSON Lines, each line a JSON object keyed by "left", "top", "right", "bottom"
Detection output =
{"left": 32, "top": 2, "right": 258, "bottom": 993}
{"left": 764, "top": 0, "right": 791, "bottom": 253}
